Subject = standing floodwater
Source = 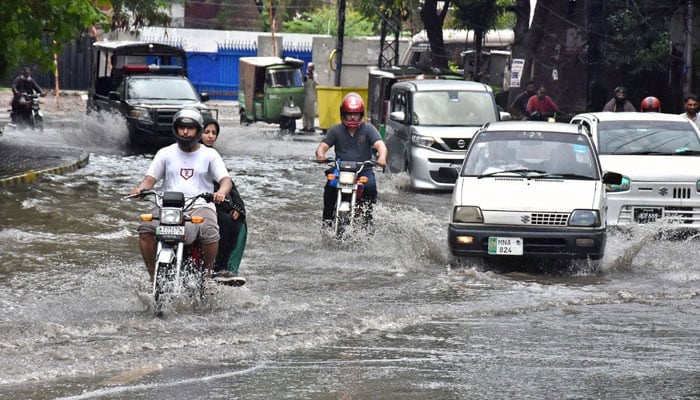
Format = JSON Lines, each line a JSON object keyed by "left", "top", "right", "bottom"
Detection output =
{"left": 0, "top": 121, "right": 698, "bottom": 399}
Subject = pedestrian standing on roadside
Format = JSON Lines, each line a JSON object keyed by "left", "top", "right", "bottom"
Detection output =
{"left": 302, "top": 63, "right": 318, "bottom": 132}
{"left": 602, "top": 86, "right": 635, "bottom": 112}
{"left": 200, "top": 116, "right": 247, "bottom": 286}
{"left": 680, "top": 94, "right": 698, "bottom": 127}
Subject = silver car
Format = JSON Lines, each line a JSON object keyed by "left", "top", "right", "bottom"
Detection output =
{"left": 571, "top": 112, "right": 700, "bottom": 228}
{"left": 384, "top": 80, "right": 506, "bottom": 191}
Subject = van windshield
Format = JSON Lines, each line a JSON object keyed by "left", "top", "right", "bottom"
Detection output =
{"left": 412, "top": 91, "right": 495, "bottom": 126}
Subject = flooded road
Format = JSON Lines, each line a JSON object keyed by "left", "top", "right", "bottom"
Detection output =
{"left": 0, "top": 119, "right": 698, "bottom": 399}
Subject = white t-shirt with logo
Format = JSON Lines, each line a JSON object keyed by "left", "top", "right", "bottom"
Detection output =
{"left": 146, "top": 143, "right": 229, "bottom": 210}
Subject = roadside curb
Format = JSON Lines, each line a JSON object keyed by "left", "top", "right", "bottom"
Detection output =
{"left": 0, "top": 153, "right": 90, "bottom": 188}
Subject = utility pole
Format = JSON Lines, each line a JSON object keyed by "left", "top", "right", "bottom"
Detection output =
{"left": 682, "top": 0, "right": 694, "bottom": 96}
{"left": 334, "top": 0, "right": 346, "bottom": 86}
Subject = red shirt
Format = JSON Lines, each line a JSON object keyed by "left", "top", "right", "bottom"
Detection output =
{"left": 526, "top": 95, "right": 559, "bottom": 114}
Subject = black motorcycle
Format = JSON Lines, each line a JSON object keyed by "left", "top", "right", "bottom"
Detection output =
{"left": 11, "top": 92, "right": 44, "bottom": 130}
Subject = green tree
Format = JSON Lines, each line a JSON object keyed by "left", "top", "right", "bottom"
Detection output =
{"left": 110, "top": 0, "right": 172, "bottom": 32}
{"left": 452, "top": 0, "right": 505, "bottom": 81}
{"left": 0, "top": 0, "right": 105, "bottom": 79}
{"left": 282, "top": 6, "right": 375, "bottom": 36}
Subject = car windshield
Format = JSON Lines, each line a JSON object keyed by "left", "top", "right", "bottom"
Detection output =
{"left": 462, "top": 131, "right": 599, "bottom": 179}
{"left": 126, "top": 77, "right": 199, "bottom": 101}
{"left": 266, "top": 68, "right": 303, "bottom": 87}
{"left": 596, "top": 120, "right": 700, "bottom": 155}
{"left": 412, "top": 91, "right": 496, "bottom": 126}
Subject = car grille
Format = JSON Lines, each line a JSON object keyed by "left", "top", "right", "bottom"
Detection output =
{"left": 528, "top": 213, "right": 569, "bottom": 226}
{"left": 441, "top": 138, "right": 472, "bottom": 151}
{"left": 672, "top": 187, "right": 692, "bottom": 199}
{"left": 156, "top": 109, "right": 178, "bottom": 129}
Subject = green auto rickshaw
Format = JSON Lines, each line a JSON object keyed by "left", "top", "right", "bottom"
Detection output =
{"left": 238, "top": 56, "right": 304, "bottom": 133}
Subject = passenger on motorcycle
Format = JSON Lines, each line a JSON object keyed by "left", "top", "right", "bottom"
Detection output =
{"left": 129, "top": 108, "right": 233, "bottom": 294}
{"left": 314, "top": 92, "right": 388, "bottom": 226}
{"left": 200, "top": 116, "right": 247, "bottom": 286}
{"left": 526, "top": 85, "right": 559, "bottom": 121}
{"left": 10, "top": 67, "right": 45, "bottom": 122}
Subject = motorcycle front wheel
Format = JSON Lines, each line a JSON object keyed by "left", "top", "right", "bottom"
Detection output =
{"left": 334, "top": 210, "right": 351, "bottom": 239}
{"left": 153, "top": 262, "right": 172, "bottom": 317}
{"left": 32, "top": 114, "right": 43, "bottom": 131}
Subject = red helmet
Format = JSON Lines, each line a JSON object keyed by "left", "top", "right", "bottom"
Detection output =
{"left": 640, "top": 96, "right": 661, "bottom": 112}
{"left": 339, "top": 92, "right": 365, "bottom": 128}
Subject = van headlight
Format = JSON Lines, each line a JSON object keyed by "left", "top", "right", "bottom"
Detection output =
{"left": 452, "top": 206, "right": 483, "bottom": 223}
{"left": 411, "top": 134, "right": 435, "bottom": 148}
{"left": 606, "top": 175, "right": 630, "bottom": 192}
{"left": 128, "top": 107, "right": 152, "bottom": 123}
{"left": 568, "top": 210, "right": 600, "bottom": 227}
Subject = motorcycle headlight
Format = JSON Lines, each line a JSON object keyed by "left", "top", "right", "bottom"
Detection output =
{"left": 160, "top": 208, "right": 183, "bottom": 224}
{"left": 411, "top": 134, "right": 435, "bottom": 148}
{"left": 339, "top": 171, "right": 355, "bottom": 185}
{"left": 452, "top": 206, "right": 483, "bottom": 223}
{"left": 568, "top": 210, "right": 600, "bottom": 227}
{"left": 606, "top": 175, "right": 630, "bottom": 192}
{"left": 128, "top": 107, "right": 152, "bottom": 123}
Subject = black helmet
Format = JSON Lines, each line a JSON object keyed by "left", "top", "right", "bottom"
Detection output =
{"left": 614, "top": 86, "right": 627, "bottom": 96}
{"left": 172, "top": 108, "right": 203, "bottom": 149}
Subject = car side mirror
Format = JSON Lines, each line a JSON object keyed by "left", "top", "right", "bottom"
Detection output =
{"left": 108, "top": 91, "right": 121, "bottom": 101}
{"left": 200, "top": 92, "right": 210, "bottom": 102}
{"left": 389, "top": 111, "right": 405, "bottom": 122}
{"left": 499, "top": 111, "right": 512, "bottom": 121}
{"left": 602, "top": 171, "right": 622, "bottom": 185}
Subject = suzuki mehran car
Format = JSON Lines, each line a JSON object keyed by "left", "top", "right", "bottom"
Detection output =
{"left": 571, "top": 112, "right": 700, "bottom": 230}
{"left": 447, "top": 121, "right": 621, "bottom": 266}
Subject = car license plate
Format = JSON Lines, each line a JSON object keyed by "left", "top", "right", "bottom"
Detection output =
{"left": 633, "top": 207, "right": 662, "bottom": 223}
{"left": 488, "top": 237, "right": 523, "bottom": 255}
{"left": 157, "top": 225, "right": 185, "bottom": 236}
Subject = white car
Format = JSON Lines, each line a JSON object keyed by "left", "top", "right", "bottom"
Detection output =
{"left": 570, "top": 112, "right": 700, "bottom": 228}
{"left": 447, "top": 121, "right": 621, "bottom": 262}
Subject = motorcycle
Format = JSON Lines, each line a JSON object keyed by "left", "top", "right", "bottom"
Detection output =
{"left": 125, "top": 189, "right": 213, "bottom": 316}
{"left": 10, "top": 92, "right": 44, "bottom": 130}
{"left": 322, "top": 159, "right": 376, "bottom": 239}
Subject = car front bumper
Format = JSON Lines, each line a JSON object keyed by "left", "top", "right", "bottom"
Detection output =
{"left": 409, "top": 145, "right": 464, "bottom": 190}
{"left": 447, "top": 224, "right": 607, "bottom": 260}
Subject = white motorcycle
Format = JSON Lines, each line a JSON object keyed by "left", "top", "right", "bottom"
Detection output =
{"left": 322, "top": 159, "right": 375, "bottom": 239}
{"left": 125, "top": 190, "right": 213, "bottom": 316}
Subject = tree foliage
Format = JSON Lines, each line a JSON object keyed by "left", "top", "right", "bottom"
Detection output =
{"left": 0, "top": 0, "right": 105, "bottom": 79}
{"left": 109, "top": 0, "right": 172, "bottom": 32}
{"left": 281, "top": 6, "right": 375, "bottom": 36}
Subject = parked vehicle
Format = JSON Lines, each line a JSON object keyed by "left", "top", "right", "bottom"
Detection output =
{"left": 571, "top": 112, "right": 700, "bottom": 230}
{"left": 320, "top": 159, "right": 376, "bottom": 239}
{"left": 125, "top": 190, "right": 213, "bottom": 317}
{"left": 384, "top": 79, "right": 509, "bottom": 191}
{"left": 87, "top": 41, "right": 216, "bottom": 147}
{"left": 238, "top": 56, "right": 304, "bottom": 134}
{"left": 447, "top": 121, "right": 622, "bottom": 268}
{"left": 10, "top": 92, "right": 43, "bottom": 131}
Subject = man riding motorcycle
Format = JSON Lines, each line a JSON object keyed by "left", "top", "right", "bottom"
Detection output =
{"left": 315, "top": 93, "right": 387, "bottom": 227}
{"left": 11, "top": 67, "right": 45, "bottom": 123}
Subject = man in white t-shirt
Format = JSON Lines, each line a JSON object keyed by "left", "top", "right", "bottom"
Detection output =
{"left": 130, "top": 108, "right": 232, "bottom": 294}
{"left": 680, "top": 94, "right": 698, "bottom": 126}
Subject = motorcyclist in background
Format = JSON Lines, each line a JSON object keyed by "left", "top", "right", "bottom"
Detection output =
{"left": 11, "top": 67, "right": 45, "bottom": 123}
{"left": 640, "top": 96, "right": 661, "bottom": 112}
{"left": 526, "top": 85, "right": 559, "bottom": 121}
{"left": 315, "top": 93, "right": 387, "bottom": 227}
{"left": 602, "top": 86, "right": 635, "bottom": 112}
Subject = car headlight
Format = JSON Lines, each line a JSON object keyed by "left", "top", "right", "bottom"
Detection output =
{"left": 606, "top": 175, "right": 630, "bottom": 192}
{"left": 411, "top": 134, "right": 435, "bottom": 148}
{"left": 568, "top": 210, "right": 600, "bottom": 227}
{"left": 160, "top": 208, "right": 183, "bottom": 224}
{"left": 452, "top": 206, "right": 483, "bottom": 223}
{"left": 128, "top": 107, "right": 152, "bottom": 123}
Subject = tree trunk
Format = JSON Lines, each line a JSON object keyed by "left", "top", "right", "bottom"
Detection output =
{"left": 420, "top": 0, "right": 451, "bottom": 70}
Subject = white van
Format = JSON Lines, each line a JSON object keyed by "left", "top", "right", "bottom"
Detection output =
{"left": 447, "top": 121, "right": 622, "bottom": 264}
